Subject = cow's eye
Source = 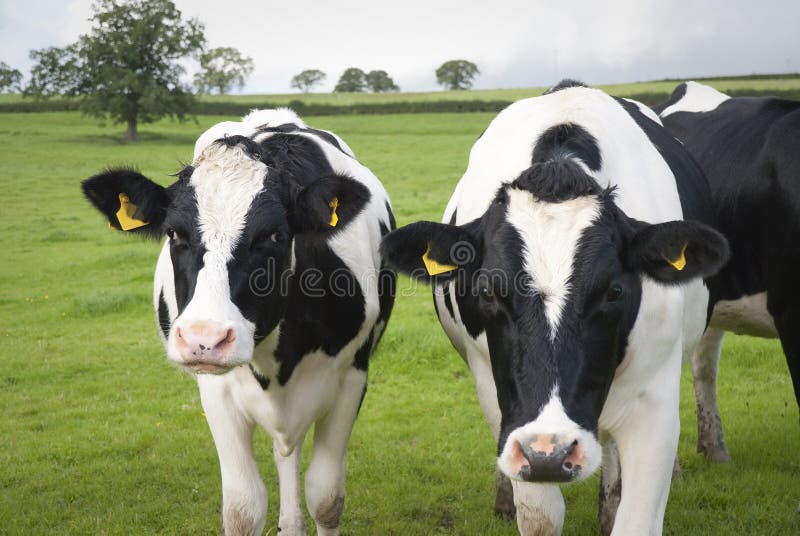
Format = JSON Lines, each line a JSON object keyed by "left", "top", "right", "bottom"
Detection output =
{"left": 479, "top": 285, "right": 494, "bottom": 302}
{"left": 606, "top": 284, "right": 623, "bottom": 302}
{"left": 166, "top": 228, "right": 179, "bottom": 241}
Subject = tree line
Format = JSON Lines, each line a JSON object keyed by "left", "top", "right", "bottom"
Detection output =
{"left": 1, "top": 0, "right": 480, "bottom": 141}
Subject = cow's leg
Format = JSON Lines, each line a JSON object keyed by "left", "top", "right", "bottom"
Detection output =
{"left": 511, "top": 481, "right": 565, "bottom": 536}
{"left": 690, "top": 327, "right": 731, "bottom": 461}
{"left": 465, "top": 349, "right": 517, "bottom": 519}
{"left": 273, "top": 442, "right": 306, "bottom": 535}
{"left": 610, "top": 377, "right": 680, "bottom": 535}
{"left": 198, "top": 376, "right": 267, "bottom": 536}
{"left": 773, "top": 304, "right": 800, "bottom": 417}
{"left": 304, "top": 367, "right": 366, "bottom": 536}
{"left": 598, "top": 440, "right": 621, "bottom": 536}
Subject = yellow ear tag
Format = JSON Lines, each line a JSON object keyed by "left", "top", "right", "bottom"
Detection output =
{"left": 422, "top": 242, "right": 458, "bottom": 276}
{"left": 328, "top": 197, "right": 339, "bottom": 227}
{"left": 666, "top": 242, "right": 688, "bottom": 271}
{"left": 115, "top": 193, "right": 149, "bottom": 231}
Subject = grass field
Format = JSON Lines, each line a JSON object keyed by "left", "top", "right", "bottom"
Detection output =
{"left": 0, "top": 111, "right": 798, "bottom": 535}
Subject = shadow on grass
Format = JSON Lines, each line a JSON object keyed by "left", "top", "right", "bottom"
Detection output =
{"left": 68, "top": 131, "right": 200, "bottom": 147}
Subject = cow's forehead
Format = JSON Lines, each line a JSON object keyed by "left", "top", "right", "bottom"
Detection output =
{"left": 190, "top": 143, "right": 268, "bottom": 255}
{"left": 504, "top": 188, "right": 601, "bottom": 340}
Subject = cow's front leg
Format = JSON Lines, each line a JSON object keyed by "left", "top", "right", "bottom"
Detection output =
{"left": 273, "top": 441, "right": 306, "bottom": 535}
{"left": 610, "top": 383, "right": 680, "bottom": 535}
{"left": 304, "top": 368, "right": 366, "bottom": 536}
{"left": 690, "top": 327, "right": 730, "bottom": 461}
{"left": 511, "top": 481, "right": 565, "bottom": 536}
{"left": 198, "top": 375, "right": 267, "bottom": 536}
{"left": 598, "top": 439, "right": 621, "bottom": 536}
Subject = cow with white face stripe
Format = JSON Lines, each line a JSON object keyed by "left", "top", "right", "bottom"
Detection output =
{"left": 382, "top": 82, "right": 729, "bottom": 535}
{"left": 82, "top": 109, "right": 395, "bottom": 536}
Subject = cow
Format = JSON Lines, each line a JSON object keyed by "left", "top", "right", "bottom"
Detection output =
{"left": 81, "top": 109, "right": 396, "bottom": 536}
{"left": 654, "top": 81, "right": 799, "bottom": 462}
{"left": 381, "top": 81, "right": 729, "bottom": 535}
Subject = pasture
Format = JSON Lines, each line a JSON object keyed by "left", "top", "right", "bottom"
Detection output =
{"left": 0, "top": 111, "right": 798, "bottom": 534}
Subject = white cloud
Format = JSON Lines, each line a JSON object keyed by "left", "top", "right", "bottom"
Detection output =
{"left": 0, "top": 0, "right": 797, "bottom": 93}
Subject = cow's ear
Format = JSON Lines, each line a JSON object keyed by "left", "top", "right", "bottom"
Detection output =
{"left": 289, "top": 174, "right": 371, "bottom": 234}
{"left": 81, "top": 168, "right": 170, "bottom": 240}
{"left": 624, "top": 219, "right": 729, "bottom": 284}
{"left": 380, "top": 220, "right": 481, "bottom": 283}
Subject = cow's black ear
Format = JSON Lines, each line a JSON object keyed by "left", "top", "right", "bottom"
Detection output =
{"left": 380, "top": 220, "right": 481, "bottom": 283}
{"left": 290, "top": 174, "right": 371, "bottom": 234}
{"left": 81, "top": 168, "right": 171, "bottom": 240}
{"left": 624, "top": 219, "right": 730, "bottom": 284}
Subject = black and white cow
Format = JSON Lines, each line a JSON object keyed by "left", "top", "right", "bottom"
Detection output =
{"left": 654, "top": 82, "right": 800, "bottom": 461}
{"left": 381, "top": 81, "right": 729, "bottom": 535}
{"left": 81, "top": 109, "right": 396, "bottom": 536}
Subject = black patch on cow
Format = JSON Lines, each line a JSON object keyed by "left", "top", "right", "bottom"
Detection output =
{"left": 532, "top": 123, "right": 602, "bottom": 172}
{"left": 353, "top": 331, "right": 373, "bottom": 371}
{"left": 442, "top": 282, "right": 456, "bottom": 320}
{"left": 249, "top": 364, "right": 271, "bottom": 390}
{"left": 448, "top": 209, "right": 457, "bottom": 226}
{"left": 157, "top": 289, "right": 171, "bottom": 338}
{"left": 274, "top": 237, "right": 366, "bottom": 385}
{"left": 514, "top": 159, "right": 604, "bottom": 203}
{"left": 256, "top": 123, "right": 349, "bottom": 156}
{"left": 651, "top": 82, "right": 687, "bottom": 115}
{"left": 544, "top": 79, "right": 588, "bottom": 95}
{"left": 163, "top": 179, "right": 206, "bottom": 314}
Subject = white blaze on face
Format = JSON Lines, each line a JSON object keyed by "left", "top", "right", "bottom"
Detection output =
{"left": 506, "top": 189, "right": 601, "bottom": 340}
{"left": 167, "top": 143, "right": 268, "bottom": 365}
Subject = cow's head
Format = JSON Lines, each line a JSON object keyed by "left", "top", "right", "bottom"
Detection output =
{"left": 381, "top": 160, "right": 728, "bottom": 483}
{"left": 82, "top": 136, "right": 369, "bottom": 374}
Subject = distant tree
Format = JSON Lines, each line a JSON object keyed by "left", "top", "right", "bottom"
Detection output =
{"left": 25, "top": 0, "right": 205, "bottom": 141}
{"left": 435, "top": 60, "right": 480, "bottom": 90}
{"left": 194, "top": 47, "right": 254, "bottom": 95}
{"left": 0, "top": 62, "right": 23, "bottom": 93}
{"left": 365, "top": 70, "right": 399, "bottom": 92}
{"left": 334, "top": 67, "right": 367, "bottom": 92}
{"left": 290, "top": 69, "right": 327, "bottom": 93}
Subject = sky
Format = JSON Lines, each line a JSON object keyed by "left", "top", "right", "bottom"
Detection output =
{"left": 1, "top": 0, "right": 798, "bottom": 94}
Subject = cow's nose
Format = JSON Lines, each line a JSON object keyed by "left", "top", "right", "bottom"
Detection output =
{"left": 510, "top": 434, "right": 585, "bottom": 482}
{"left": 175, "top": 321, "right": 236, "bottom": 370}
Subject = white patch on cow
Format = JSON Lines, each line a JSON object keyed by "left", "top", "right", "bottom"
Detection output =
{"left": 710, "top": 292, "right": 776, "bottom": 338}
{"left": 506, "top": 188, "right": 601, "bottom": 340}
{"left": 623, "top": 97, "right": 663, "bottom": 125}
{"left": 497, "top": 387, "right": 602, "bottom": 482}
{"left": 660, "top": 81, "right": 730, "bottom": 117}
{"left": 242, "top": 107, "right": 306, "bottom": 128}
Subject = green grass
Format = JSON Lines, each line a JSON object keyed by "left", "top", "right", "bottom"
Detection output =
{"left": 0, "top": 112, "right": 797, "bottom": 534}
{"left": 3, "top": 74, "right": 800, "bottom": 108}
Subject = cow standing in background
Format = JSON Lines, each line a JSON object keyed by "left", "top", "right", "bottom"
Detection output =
{"left": 654, "top": 82, "right": 800, "bottom": 461}
{"left": 382, "top": 81, "right": 729, "bottom": 535}
{"left": 82, "top": 109, "right": 396, "bottom": 536}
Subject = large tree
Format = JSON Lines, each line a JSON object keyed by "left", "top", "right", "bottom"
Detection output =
{"left": 435, "top": 60, "right": 480, "bottom": 90}
{"left": 194, "top": 47, "right": 254, "bottom": 95}
{"left": 365, "top": 70, "right": 399, "bottom": 93}
{"left": 290, "top": 69, "right": 326, "bottom": 93}
{"left": 334, "top": 68, "right": 367, "bottom": 92}
{"left": 0, "top": 62, "right": 23, "bottom": 93}
{"left": 25, "top": 0, "right": 204, "bottom": 141}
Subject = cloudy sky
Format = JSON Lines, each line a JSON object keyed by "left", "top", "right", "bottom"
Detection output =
{"left": 1, "top": 0, "right": 798, "bottom": 94}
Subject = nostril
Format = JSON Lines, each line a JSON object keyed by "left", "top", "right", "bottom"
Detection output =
{"left": 563, "top": 461, "right": 573, "bottom": 470}
{"left": 214, "top": 329, "right": 236, "bottom": 351}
